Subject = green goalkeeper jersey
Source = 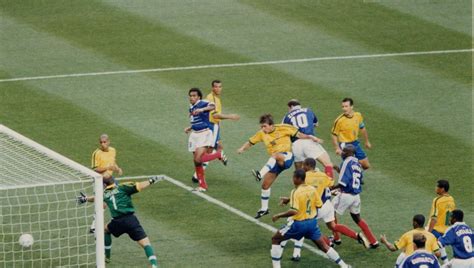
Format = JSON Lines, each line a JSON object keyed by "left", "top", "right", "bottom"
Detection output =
{"left": 103, "top": 182, "right": 139, "bottom": 218}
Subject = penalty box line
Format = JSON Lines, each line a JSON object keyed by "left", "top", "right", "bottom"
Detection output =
{"left": 117, "top": 174, "right": 327, "bottom": 259}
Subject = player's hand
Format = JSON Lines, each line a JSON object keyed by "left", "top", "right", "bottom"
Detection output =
{"left": 229, "top": 114, "right": 240, "bottom": 121}
{"left": 272, "top": 215, "right": 280, "bottom": 223}
{"left": 237, "top": 148, "right": 244, "bottom": 154}
{"left": 184, "top": 127, "right": 191, "bottom": 134}
{"left": 77, "top": 192, "right": 87, "bottom": 204}
{"left": 311, "top": 136, "right": 323, "bottom": 144}
{"left": 148, "top": 176, "right": 162, "bottom": 184}
{"left": 365, "top": 142, "right": 372, "bottom": 149}
{"left": 117, "top": 167, "right": 123, "bottom": 176}
{"left": 192, "top": 108, "right": 203, "bottom": 115}
{"left": 279, "top": 197, "right": 290, "bottom": 206}
{"left": 380, "top": 234, "right": 387, "bottom": 244}
{"left": 335, "top": 148, "right": 342, "bottom": 155}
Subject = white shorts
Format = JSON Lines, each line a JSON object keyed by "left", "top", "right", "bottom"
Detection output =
{"left": 332, "top": 192, "right": 361, "bottom": 215}
{"left": 188, "top": 129, "right": 213, "bottom": 152}
{"left": 292, "top": 139, "right": 327, "bottom": 162}
{"left": 316, "top": 200, "right": 335, "bottom": 223}
{"left": 444, "top": 257, "right": 474, "bottom": 268}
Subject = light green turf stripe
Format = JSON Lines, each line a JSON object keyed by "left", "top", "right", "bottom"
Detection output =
{"left": 101, "top": 0, "right": 471, "bottom": 144}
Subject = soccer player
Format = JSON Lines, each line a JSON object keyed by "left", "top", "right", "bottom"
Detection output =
{"left": 401, "top": 233, "right": 440, "bottom": 268}
{"left": 427, "top": 179, "right": 456, "bottom": 239}
{"left": 331, "top": 98, "right": 371, "bottom": 170}
{"left": 270, "top": 169, "right": 350, "bottom": 268}
{"left": 185, "top": 88, "right": 227, "bottom": 192}
{"left": 381, "top": 214, "right": 441, "bottom": 267}
{"left": 91, "top": 134, "right": 122, "bottom": 178}
{"left": 282, "top": 99, "right": 334, "bottom": 178}
{"left": 331, "top": 144, "right": 379, "bottom": 248}
{"left": 90, "top": 134, "right": 122, "bottom": 233}
{"left": 438, "top": 209, "right": 474, "bottom": 267}
{"left": 191, "top": 80, "right": 240, "bottom": 183}
{"left": 237, "top": 114, "right": 323, "bottom": 218}
{"left": 77, "top": 175, "right": 161, "bottom": 267}
{"left": 282, "top": 158, "right": 368, "bottom": 261}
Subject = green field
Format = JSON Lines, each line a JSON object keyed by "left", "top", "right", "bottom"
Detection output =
{"left": 0, "top": 0, "right": 472, "bottom": 267}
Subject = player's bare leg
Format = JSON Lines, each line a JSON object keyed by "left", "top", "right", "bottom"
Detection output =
{"left": 316, "top": 152, "right": 335, "bottom": 178}
{"left": 137, "top": 237, "right": 158, "bottom": 268}
{"left": 193, "top": 147, "right": 208, "bottom": 190}
{"left": 294, "top": 161, "right": 303, "bottom": 170}
{"left": 359, "top": 157, "right": 370, "bottom": 170}
{"left": 350, "top": 213, "right": 378, "bottom": 248}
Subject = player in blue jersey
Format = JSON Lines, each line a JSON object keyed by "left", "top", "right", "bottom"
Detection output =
{"left": 283, "top": 99, "right": 335, "bottom": 178}
{"left": 401, "top": 233, "right": 440, "bottom": 268}
{"left": 331, "top": 145, "right": 378, "bottom": 248}
{"left": 184, "top": 88, "right": 227, "bottom": 192}
{"left": 438, "top": 209, "right": 474, "bottom": 267}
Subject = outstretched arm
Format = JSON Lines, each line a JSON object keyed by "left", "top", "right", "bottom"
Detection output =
{"left": 380, "top": 234, "right": 398, "bottom": 252}
{"left": 295, "top": 132, "right": 323, "bottom": 144}
{"left": 332, "top": 134, "right": 342, "bottom": 155}
{"left": 237, "top": 141, "right": 252, "bottom": 154}
{"left": 136, "top": 176, "right": 161, "bottom": 191}
{"left": 192, "top": 104, "right": 216, "bottom": 115}
{"left": 213, "top": 113, "right": 240, "bottom": 121}
{"left": 272, "top": 209, "right": 297, "bottom": 222}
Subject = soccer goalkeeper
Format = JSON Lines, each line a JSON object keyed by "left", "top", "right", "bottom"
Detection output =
{"left": 77, "top": 174, "right": 160, "bottom": 267}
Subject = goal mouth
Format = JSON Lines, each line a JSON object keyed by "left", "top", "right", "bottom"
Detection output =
{"left": 0, "top": 125, "right": 104, "bottom": 268}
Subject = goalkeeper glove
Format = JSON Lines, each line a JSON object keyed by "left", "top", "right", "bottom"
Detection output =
{"left": 148, "top": 176, "right": 161, "bottom": 184}
{"left": 77, "top": 192, "right": 88, "bottom": 204}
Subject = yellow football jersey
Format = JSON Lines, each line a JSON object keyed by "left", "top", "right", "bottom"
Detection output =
{"left": 91, "top": 147, "right": 117, "bottom": 176}
{"left": 395, "top": 228, "right": 440, "bottom": 255}
{"left": 248, "top": 124, "right": 298, "bottom": 155}
{"left": 290, "top": 184, "right": 322, "bottom": 221}
{"left": 305, "top": 170, "right": 334, "bottom": 201}
{"left": 206, "top": 93, "right": 221, "bottom": 124}
{"left": 428, "top": 194, "right": 456, "bottom": 234}
{"left": 331, "top": 112, "right": 365, "bottom": 143}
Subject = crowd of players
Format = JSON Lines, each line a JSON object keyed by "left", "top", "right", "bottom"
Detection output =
{"left": 79, "top": 80, "right": 473, "bottom": 267}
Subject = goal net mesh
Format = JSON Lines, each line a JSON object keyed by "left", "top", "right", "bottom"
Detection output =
{"left": 0, "top": 130, "right": 98, "bottom": 267}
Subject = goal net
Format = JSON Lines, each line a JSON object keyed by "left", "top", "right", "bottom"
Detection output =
{"left": 0, "top": 125, "right": 104, "bottom": 268}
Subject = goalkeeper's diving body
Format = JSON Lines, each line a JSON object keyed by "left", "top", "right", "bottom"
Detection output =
{"left": 78, "top": 175, "right": 160, "bottom": 267}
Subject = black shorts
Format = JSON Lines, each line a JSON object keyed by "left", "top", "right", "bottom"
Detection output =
{"left": 107, "top": 214, "right": 147, "bottom": 241}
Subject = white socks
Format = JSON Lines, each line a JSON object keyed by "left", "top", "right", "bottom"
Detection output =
{"left": 271, "top": 244, "right": 283, "bottom": 268}
{"left": 439, "top": 247, "right": 448, "bottom": 264}
{"left": 261, "top": 188, "right": 271, "bottom": 211}
{"left": 326, "top": 247, "right": 347, "bottom": 267}
{"left": 293, "top": 238, "right": 304, "bottom": 257}
{"left": 260, "top": 157, "right": 276, "bottom": 177}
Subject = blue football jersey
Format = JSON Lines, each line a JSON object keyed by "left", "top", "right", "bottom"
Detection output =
{"left": 189, "top": 100, "right": 213, "bottom": 131}
{"left": 282, "top": 107, "right": 318, "bottom": 136}
{"left": 438, "top": 222, "right": 474, "bottom": 259}
{"left": 338, "top": 156, "right": 363, "bottom": 194}
{"left": 402, "top": 250, "right": 440, "bottom": 268}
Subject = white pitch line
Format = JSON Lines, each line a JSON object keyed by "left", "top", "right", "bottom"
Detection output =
{"left": 117, "top": 174, "right": 327, "bottom": 259}
{"left": 0, "top": 48, "right": 472, "bottom": 83}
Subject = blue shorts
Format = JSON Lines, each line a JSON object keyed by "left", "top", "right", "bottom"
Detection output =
{"left": 431, "top": 229, "right": 443, "bottom": 239}
{"left": 339, "top": 140, "right": 367, "bottom": 160}
{"left": 269, "top": 152, "right": 294, "bottom": 175}
{"left": 210, "top": 123, "right": 221, "bottom": 149}
{"left": 280, "top": 218, "right": 321, "bottom": 241}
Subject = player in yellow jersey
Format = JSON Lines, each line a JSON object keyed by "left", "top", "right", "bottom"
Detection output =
{"left": 331, "top": 98, "right": 371, "bottom": 170}
{"left": 191, "top": 80, "right": 240, "bottom": 183}
{"left": 237, "top": 114, "right": 323, "bottom": 218}
{"left": 428, "top": 180, "right": 456, "bottom": 238}
{"left": 270, "top": 169, "right": 350, "bottom": 268}
{"left": 381, "top": 214, "right": 441, "bottom": 267}
{"left": 90, "top": 134, "right": 123, "bottom": 233}
{"left": 91, "top": 134, "right": 122, "bottom": 177}
{"left": 282, "top": 158, "right": 368, "bottom": 261}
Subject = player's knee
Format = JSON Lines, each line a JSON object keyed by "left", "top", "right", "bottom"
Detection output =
{"left": 350, "top": 213, "right": 361, "bottom": 224}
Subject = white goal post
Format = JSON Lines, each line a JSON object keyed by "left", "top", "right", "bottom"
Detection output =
{"left": 0, "top": 125, "right": 105, "bottom": 268}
